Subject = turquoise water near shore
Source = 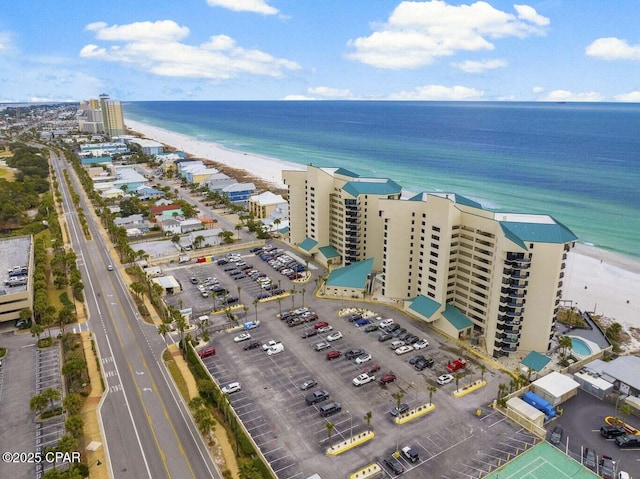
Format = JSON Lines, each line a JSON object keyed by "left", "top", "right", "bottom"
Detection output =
{"left": 124, "top": 101, "right": 640, "bottom": 259}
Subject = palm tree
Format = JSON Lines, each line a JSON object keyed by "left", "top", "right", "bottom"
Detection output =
{"left": 325, "top": 421, "right": 335, "bottom": 448}
{"left": 276, "top": 297, "right": 283, "bottom": 316}
{"left": 427, "top": 385, "right": 437, "bottom": 406}
{"left": 253, "top": 299, "right": 259, "bottom": 322}
{"left": 454, "top": 373, "right": 463, "bottom": 392}
{"left": 496, "top": 383, "right": 506, "bottom": 402}
{"left": 290, "top": 288, "right": 296, "bottom": 308}
{"left": 237, "top": 286, "right": 242, "bottom": 305}
{"left": 273, "top": 217, "right": 281, "bottom": 233}
{"left": 364, "top": 411, "right": 372, "bottom": 432}
{"left": 242, "top": 305, "right": 249, "bottom": 319}
{"left": 480, "top": 364, "right": 486, "bottom": 383}
{"left": 234, "top": 224, "right": 242, "bottom": 239}
{"left": 392, "top": 391, "right": 405, "bottom": 410}
{"left": 559, "top": 335, "right": 572, "bottom": 358}
{"left": 42, "top": 388, "right": 61, "bottom": 411}
{"left": 193, "top": 235, "right": 205, "bottom": 250}
{"left": 300, "top": 288, "right": 306, "bottom": 307}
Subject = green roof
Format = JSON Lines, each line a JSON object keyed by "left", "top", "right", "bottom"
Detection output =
{"left": 279, "top": 226, "right": 290, "bottom": 234}
{"left": 334, "top": 167, "right": 359, "bottom": 177}
{"left": 485, "top": 442, "right": 600, "bottom": 479}
{"left": 408, "top": 295, "right": 441, "bottom": 319}
{"left": 326, "top": 258, "right": 374, "bottom": 289}
{"left": 408, "top": 192, "right": 483, "bottom": 209}
{"left": 500, "top": 219, "right": 578, "bottom": 245}
{"left": 442, "top": 304, "right": 473, "bottom": 331}
{"left": 521, "top": 351, "right": 552, "bottom": 372}
{"left": 318, "top": 245, "right": 340, "bottom": 259}
{"left": 342, "top": 179, "right": 402, "bottom": 197}
{"left": 298, "top": 237, "right": 318, "bottom": 252}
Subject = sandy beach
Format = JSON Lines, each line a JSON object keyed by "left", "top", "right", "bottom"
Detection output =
{"left": 125, "top": 117, "right": 640, "bottom": 344}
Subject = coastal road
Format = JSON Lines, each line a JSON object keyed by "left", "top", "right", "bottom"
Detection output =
{"left": 51, "top": 151, "right": 220, "bottom": 479}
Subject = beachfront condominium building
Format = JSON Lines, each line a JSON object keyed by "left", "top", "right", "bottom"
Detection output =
{"left": 283, "top": 165, "right": 578, "bottom": 358}
{"left": 283, "top": 166, "right": 401, "bottom": 269}
{"left": 379, "top": 192, "right": 577, "bottom": 358}
{"left": 98, "top": 93, "right": 125, "bottom": 138}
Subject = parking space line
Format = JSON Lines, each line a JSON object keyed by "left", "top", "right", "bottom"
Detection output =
{"left": 273, "top": 460, "right": 297, "bottom": 473}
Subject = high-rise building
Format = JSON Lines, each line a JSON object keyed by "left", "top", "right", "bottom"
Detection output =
{"left": 283, "top": 166, "right": 577, "bottom": 358}
{"left": 98, "top": 93, "right": 125, "bottom": 138}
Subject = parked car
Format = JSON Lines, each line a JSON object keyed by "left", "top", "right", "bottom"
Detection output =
{"left": 379, "top": 319, "right": 395, "bottom": 328}
{"left": 362, "top": 364, "right": 381, "bottom": 375}
{"left": 243, "top": 341, "right": 261, "bottom": 351}
{"left": 345, "top": 348, "right": 365, "bottom": 360}
{"left": 352, "top": 373, "right": 376, "bottom": 387}
{"left": 413, "top": 338, "right": 429, "bottom": 349}
{"left": 301, "top": 329, "right": 318, "bottom": 338}
{"left": 383, "top": 456, "right": 404, "bottom": 475}
{"left": 355, "top": 353, "right": 372, "bottom": 364}
{"left": 409, "top": 354, "right": 426, "bottom": 365}
{"left": 378, "top": 332, "right": 393, "bottom": 342}
{"left": 319, "top": 401, "right": 342, "bottom": 417}
{"left": 550, "top": 425, "right": 563, "bottom": 445}
{"left": 446, "top": 358, "right": 467, "bottom": 372}
{"left": 616, "top": 435, "right": 640, "bottom": 448}
{"left": 317, "top": 325, "right": 333, "bottom": 333}
{"left": 437, "top": 374, "right": 454, "bottom": 385}
{"left": 300, "top": 379, "right": 317, "bottom": 391}
{"left": 380, "top": 373, "right": 397, "bottom": 385}
{"left": 415, "top": 356, "right": 435, "bottom": 370}
{"left": 600, "top": 425, "right": 626, "bottom": 439}
{"left": 262, "top": 340, "right": 280, "bottom": 351}
{"left": 326, "top": 350, "right": 342, "bottom": 360}
{"left": 582, "top": 448, "right": 597, "bottom": 470}
{"left": 314, "top": 321, "right": 329, "bottom": 330}
{"left": 198, "top": 347, "right": 216, "bottom": 358}
{"left": 402, "top": 446, "right": 419, "bottom": 463}
{"left": 305, "top": 389, "right": 330, "bottom": 405}
{"left": 390, "top": 403, "right": 409, "bottom": 416}
{"left": 315, "top": 342, "right": 331, "bottom": 351}
{"left": 600, "top": 455, "right": 616, "bottom": 479}
{"left": 233, "top": 333, "right": 251, "bottom": 343}
{"left": 355, "top": 318, "right": 372, "bottom": 327}
{"left": 395, "top": 345, "right": 414, "bottom": 355}
{"left": 364, "top": 324, "right": 378, "bottom": 333}
{"left": 327, "top": 331, "right": 343, "bottom": 342}
{"left": 221, "top": 382, "right": 241, "bottom": 394}
{"left": 405, "top": 335, "right": 420, "bottom": 345}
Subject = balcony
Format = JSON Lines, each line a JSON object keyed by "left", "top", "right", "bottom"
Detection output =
{"left": 499, "top": 297, "right": 524, "bottom": 307}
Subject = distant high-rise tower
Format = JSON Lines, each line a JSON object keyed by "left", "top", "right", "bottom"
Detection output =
{"left": 98, "top": 93, "right": 125, "bottom": 138}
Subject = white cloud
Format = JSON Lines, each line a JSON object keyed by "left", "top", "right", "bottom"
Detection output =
{"left": 283, "top": 95, "right": 317, "bottom": 101}
{"left": 614, "top": 91, "right": 640, "bottom": 102}
{"left": 537, "top": 90, "right": 604, "bottom": 102}
{"left": 532, "top": 86, "right": 544, "bottom": 94}
{"left": 389, "top": 84, "right": 484, "bottom": 100}
{"left": 0, "top": 31, "right": 13, "bottom": 54}
{"left": 307, "top": 86, "right": 353, "bottom": 98}
{"left": 206, "top": 0, "right": 279, "bottom": 15}
{"left": 86, "top": 20, "right": 189, "bottom": 43}
{"left": 347, "top": 1, "right": 549, "bottom": 69}
{"left": 80, "top": 21, "right": 300, "bottom": 80}
{"left": 451, "top": 58, "right": 507, "bottom": 73}
{"left": 586, "top": 37, "right": 640, "bottom": 61}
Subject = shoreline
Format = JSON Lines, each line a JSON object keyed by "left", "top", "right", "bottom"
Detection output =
{"left": 124, "top": 116, "right": 640, "bottom": 338}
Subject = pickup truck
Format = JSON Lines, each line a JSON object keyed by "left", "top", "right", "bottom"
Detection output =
{"left": 446, "top": 358, "right": 467, "bottom": 372}
{"left": 352, "top": 373, "right": 376, "bottom": 386}
{"left": 262, "top": 340, "right": 281, "bottom": 351}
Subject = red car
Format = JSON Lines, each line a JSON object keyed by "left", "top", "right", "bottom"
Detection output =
{"left": 379, "top": 373, "right": 397, "bottom": 385}
{"left": 446, "top": 358, "right": 467, "bottom": 372}
{"left": 314, "top": 321, "right": 329, "bottom": 330}
{"left": 198, "top": 347, "right": 216, "bottom": 358}
{"left": 363, "top": 364, "right": 381, "bottom": 375}
{"left": 326, "top": 350, "right": 342, "bottom": 360}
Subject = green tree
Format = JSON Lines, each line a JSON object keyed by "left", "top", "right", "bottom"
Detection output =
{"left": 325, "top": 421, "right": 335, "bottom": 448}
{"left": 65, "top": 414, "right": 84, "bottom": 439}
{"left": 392, "top": 391, "right": 405, "bottom": 410}
{"left": 63, "top": 393, "right": 83, "bottom": 415}
{"left": 30, "top": 321, "right": 44, "bottom": 341}
{"left": 157, "top": 321, "right": 172, "bottom": 342}
{"left": 559, "top": 335, "right": 572, "bottom": 358}
{"left": 42, "top": 388, "right": 62, "bottom": 410}
{"left": 363, "top": 411, "right": 372, "bottom": 432}
{"left": 253, "top": 299, "right": 259, "bottom": 322}
{"left": 30, "top": 393, "right": 48, "bottom": 415}
{"left": 454, "top": 373, "right": 463, "bottom": 392}
{"left": 480, "top": 364, "right": 486, "bottom": 382}
{"left": 130, "top": 281, "right": 146, "bottom": 299}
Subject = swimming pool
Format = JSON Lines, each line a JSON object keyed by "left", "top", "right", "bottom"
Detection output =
{"left": 569, "top": 336, "right": 597, "bottom": 358}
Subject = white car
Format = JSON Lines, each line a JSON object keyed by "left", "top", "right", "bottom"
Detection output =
{"left": 317, "top": 325, "right": 333, "bottom": 333}
{"left": 437, "top": 374, "right": 454, "bottom": 385}
{"left": 266, "top": 343, "right": 284, "bottom": 356}
{"left": 221, "top": 382, "right": 241, "bottom": 394}
{"left": 379, "top": 318, "right": 395, "bottom": 328}
{"left": 352, "top": 373, "right": 376, "bottom": 386}
{"left": 233, "top": 333, "right": 251, "bottom": 343}
{"left": 326, "top": 331, "right": 343, "bottom": 342}
{"left": 262, "top": 340, "right": 280, "bottom": 350}
{"left": 355, "top": 353, "right": 372, "bottom": 364}
{"left": 413, "top": 339, "right": 429, "bottom": 350}
{"left": 395, "top": 345, "right": 414, "bottom": 355}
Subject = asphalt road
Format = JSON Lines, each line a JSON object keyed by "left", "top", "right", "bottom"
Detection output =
{"left": 51, "top": 151, "right": 220, "bottom": 479}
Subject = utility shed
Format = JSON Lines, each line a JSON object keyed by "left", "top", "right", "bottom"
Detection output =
{"left": 506, "top": 397, "right": 545, "bottom": 427}
{"left": 531, "top": 371, "right": 580, "bottom": 406}
{"left": 151, "top": 276, "right": 181, "bottom": 295}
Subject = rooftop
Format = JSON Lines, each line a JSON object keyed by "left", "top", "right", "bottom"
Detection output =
{"left": 326, "top": 258, "right": 374, "bottom": 289}
{"left": 342, "top": 178, "right": 402, "bottom": 197}
{"left": 498, "top": 216, "right": 578, "bottom": 245}
{"left": 408, "top": 294, "right": 441, "bottom": 319}
{"left": 521, "top": 351, "right": 552, "bottom": 372}
{"left": 442, "top": 304, "right": 474, "bottom": 331}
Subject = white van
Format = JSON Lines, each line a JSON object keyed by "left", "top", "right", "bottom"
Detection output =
{"left": 390, "top": 340, "right": 405, "bottom": 350}
{"left": 267, "top": 343, "right": 284, "bottom": 356}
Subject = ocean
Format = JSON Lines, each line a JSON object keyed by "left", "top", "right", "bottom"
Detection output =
{"left": 124, "top": 101, "right": 640, "bottom": 259}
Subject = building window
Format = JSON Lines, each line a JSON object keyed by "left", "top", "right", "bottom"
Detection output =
{"left": 432, "top": 226, "right": 440, "bottom": 232}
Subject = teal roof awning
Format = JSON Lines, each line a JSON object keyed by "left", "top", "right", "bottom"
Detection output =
{"left": 521, "top": 351, "right": 552, "bottom": 372}
{"left": 279, "top": 226, "right": 290, "bottom": 234}
{"left": 500, "top": 219, "right": 578, "bottom": 245}
{"left": 299, "top": 237, "right": 318, "bottom": 252}
{"left": 326, "top": 258, "right": 374, "bottom": 289}
{"left": 342, "top": 179, "right": 402, "bottom": 197}
{"left": 408, "top": 295, "right": 441, "bottom": 319}
{"left": 442, "top": 304, "right": 474, "bottom": 331}
{"left": 318, "top": 245, "right": 340, "bottom": 259}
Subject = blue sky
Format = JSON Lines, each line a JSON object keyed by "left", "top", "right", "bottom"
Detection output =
{"left": 1, "top": 0, "right": 639, "bottom": 102}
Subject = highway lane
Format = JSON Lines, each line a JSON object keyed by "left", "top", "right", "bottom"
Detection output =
{"left": 51, "top": 150, "right": 220, "bottom": 479}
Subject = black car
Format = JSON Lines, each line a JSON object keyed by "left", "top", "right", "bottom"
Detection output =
{"left": 392, "top": 327, "right": 407, "bottom": 338}
{"left": 599, "top": 455, "right": 616, "bottom": 479}
{"left": 409, "top": 354, "right": 426, "bottom": 365}
{"left": 550, "top": 425, "right": 563, "bottom": 445}
{"left": 217, "top": 259, "right": 229, "bottom": 266}
{"left": 345, "top": 348, "right": 365, "bottom": 360}
{"left": 305, "top": 389, "right": 330, "bottom": 405}
{"left": 378, "top": 333, "right": 393, "bottom": 342}
{"left": 243, "top": 340, "right": 261, "bottom": 351}
{"left": 616, "top": 434, "right": 640, "bottom": 448}
{"left": 364, "top": 324, "right": 378, "bottom": 333}
{"left": 405, "top": 335, "right": 419, "bottom": 344}
{"left": 344, "top": 313, "right": 362, "bottom": 322}
{"left": 600, "top": 425, "right": 626, "bottom": 439}
{"left": 383, "top": 456, "right": 405, "bottom": 475}
{"left": 582, "top": 448, "right": 597, "bottom": 470}
{"left": 414, "top": 356, "right": 435, "bottom": 370}
{"left": 249, "top": 247, "right": 263, "bottom": 253}
{"left": 301, "top": 329, "right": 318, "bottom": 338}
{"left": 390, "top": 403, "right": 409, "bottom": 416}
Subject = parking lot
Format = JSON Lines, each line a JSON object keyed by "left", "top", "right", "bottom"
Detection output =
{"left": 190, "top": 245, "right": 525, "bottom": 478}
{"left": 544, "top": 392, "right": 640, "bottom": 478}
